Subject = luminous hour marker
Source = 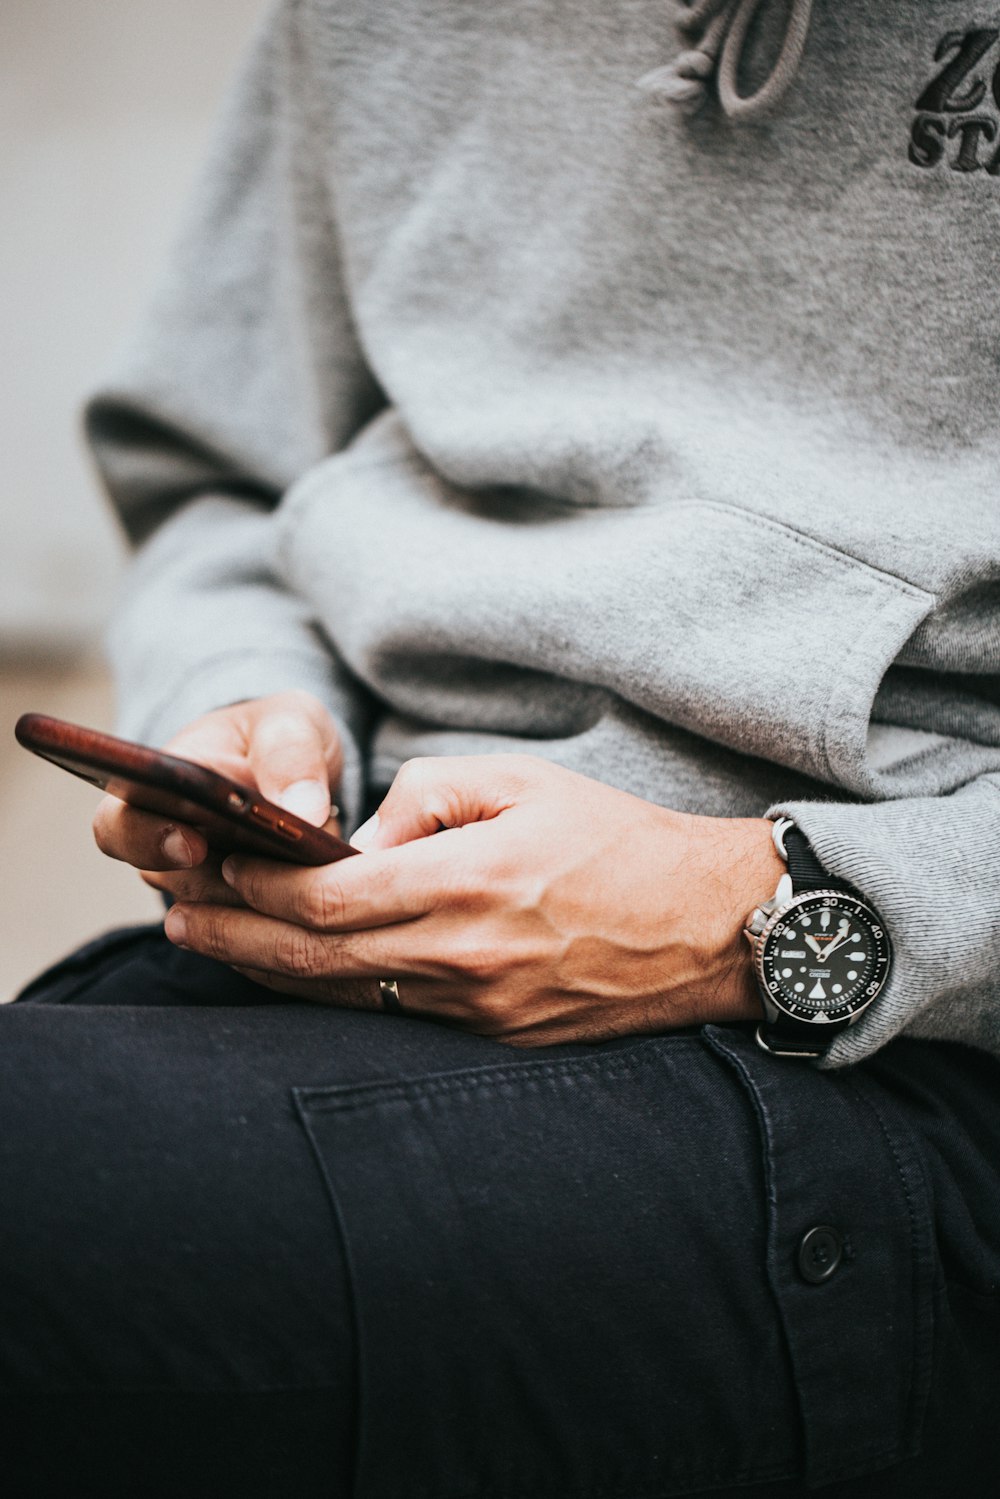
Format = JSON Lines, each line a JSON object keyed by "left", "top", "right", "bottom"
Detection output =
{"left": 820, "top": 909, "right": 831, "bottom": 929}
{"left": 800, "top": 916, "right": 812, "bottom": 927}
{"left": 851, "top": 933, "right": 862, "bottom": 943}
{"left": 794, "top": 983, "right": 805, "bottom": 993}
{"left": 847, "top": 970, "right": 858, "bottom": 981}
{"left": 848, "top": 951, "right": 865, "bottom": 961}
{"left": 781, "top": 968, "right": 792, "bottom": 978}
{"left": 809, "top": 979, "right": 826, "bottom": 1000}
{"left": 832, "top": 984, "right": 843, "bottom": 994}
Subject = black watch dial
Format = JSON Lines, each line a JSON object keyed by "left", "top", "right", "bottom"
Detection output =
{"left": 758, "top": 892, "right": 892, "bottom": 1025}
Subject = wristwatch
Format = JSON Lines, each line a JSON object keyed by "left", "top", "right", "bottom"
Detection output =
{"left": 744, "top": 819, "right": 892, "bottom": 1058}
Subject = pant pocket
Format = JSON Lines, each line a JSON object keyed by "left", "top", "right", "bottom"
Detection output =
{"left": 295, "top": 1037, "right": 801, "bottom": 1499}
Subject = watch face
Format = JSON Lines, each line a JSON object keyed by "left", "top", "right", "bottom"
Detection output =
{"left": 757, "top": 891, "right": 892, "bottom": 1025}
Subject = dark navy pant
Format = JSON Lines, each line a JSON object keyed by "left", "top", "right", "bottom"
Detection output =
{"left": 2, "top": 924, "right": 999, "bottom": 1497}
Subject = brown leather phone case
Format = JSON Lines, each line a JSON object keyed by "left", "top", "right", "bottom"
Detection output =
{"left": 15, "top": 713, "right": 358, "bottom": 867}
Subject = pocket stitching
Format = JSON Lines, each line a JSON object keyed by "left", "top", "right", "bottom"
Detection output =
{"left": 665, "top": 499, "right": 936, "bottom": 600}
{"left": 820, "top": 580, "right": 937, "bottom": 790}
{"left": 295, "top": 1037, "right": 691, "bottom": 1115}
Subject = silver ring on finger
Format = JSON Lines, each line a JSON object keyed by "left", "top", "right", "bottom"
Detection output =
{"left": 378, "top": 978, "right": 404, "bottom": 1013}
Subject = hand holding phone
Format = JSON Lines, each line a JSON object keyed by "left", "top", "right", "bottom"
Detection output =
{"left": 16, "top": 699, "right": 357, "bottom": 870}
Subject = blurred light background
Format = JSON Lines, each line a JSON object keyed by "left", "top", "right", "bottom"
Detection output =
{"left": 1, "top": 0, "right": 261, "bottom": 999}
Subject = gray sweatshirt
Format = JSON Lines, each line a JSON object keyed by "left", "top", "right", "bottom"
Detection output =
{"left": 86, "top": 0, "right": 1000, "bottom": 1068}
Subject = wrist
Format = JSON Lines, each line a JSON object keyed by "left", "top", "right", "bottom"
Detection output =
{"left": 677, "top": 814, "right": 786, "bottom": 1025}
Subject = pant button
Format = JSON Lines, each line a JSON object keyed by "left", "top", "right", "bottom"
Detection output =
{"left": 797, "top": 1224, "right": 844, "bottom": 1284}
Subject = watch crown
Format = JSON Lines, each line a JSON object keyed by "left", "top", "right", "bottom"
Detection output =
{"left": 747, "top": 906, "right": 768, "bottom": 937}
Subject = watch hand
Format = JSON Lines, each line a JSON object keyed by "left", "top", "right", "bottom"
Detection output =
{"left": 804, "top": 935, "right": 824, "bottom": 957}
{"left": 823, "top": 919, "right": 852, "bottom": 958}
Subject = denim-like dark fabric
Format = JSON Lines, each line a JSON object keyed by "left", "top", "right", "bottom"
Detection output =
{"left": 2, "top": 925, "right": 998, "bottom": 1498}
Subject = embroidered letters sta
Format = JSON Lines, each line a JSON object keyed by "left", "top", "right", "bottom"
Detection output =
{"left": 909, "top": 28, "right": 1000, "bottom": 172}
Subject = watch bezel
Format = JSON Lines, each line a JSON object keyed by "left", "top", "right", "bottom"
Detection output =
{"left": 753, "top": 888, "right": 892, "bottom": 1027}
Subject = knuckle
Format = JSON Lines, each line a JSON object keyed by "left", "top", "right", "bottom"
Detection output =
{"left": 440, "top": 856, "right": 497, "bottom": 913}
{"left": 391, "top": 757, "right": 467, "bottom": 831}
{"left": 453, "top": 936, "right": 501, "bottom": 984}
{"left": 277, "top": 926, "right": 319, "bottom": 979}
{"left": 238, "top": 864, "right": 268, "bottom": 911}
{"left": 303, "top": 875, "right": 347, "bottom": 930}
{"left": 469, "top": 988, "right": 515, "bottom": 1035}
{"left": 506, "top": 870, "right": 548, "bottom": 916}
{"left": 426, "top": 788, "right": 466, "bottom": 831}
{"left": 393, "top": 757, "right": 429, "bottom": 793}
{"left": 195, "top": 913, "right": 227, "bottom": 957}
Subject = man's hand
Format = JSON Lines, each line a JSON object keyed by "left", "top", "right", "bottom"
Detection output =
{"left": 92, "top": 691, "right": 344, "bottom": 908}
{"left": 162, "top": 754, "right": 784, "bottom": 1046}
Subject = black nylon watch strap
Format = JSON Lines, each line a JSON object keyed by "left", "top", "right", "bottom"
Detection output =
{"left": 755, "top": 1023, "right": 825, "bottom": 1058}
{"left": 782, "top": 826, "right": 828, "bottom": 893}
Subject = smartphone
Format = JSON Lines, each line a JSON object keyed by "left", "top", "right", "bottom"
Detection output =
{"left": 14, "top": 712, "right": 358, "bottom": 867}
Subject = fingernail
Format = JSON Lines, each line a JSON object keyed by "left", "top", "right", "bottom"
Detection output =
{"left": 277, "top": 779, "right": 329, "bottom": 826}
{"left": 221, "top": 857, "right": 237, "bottom": 887}
{"left": 165, "top": 908, "right": 188, "bottom": 946}
{"left": 162, "top": 829, "right": 193, "bottom": 868}
{"left": 351, "top": 812, "right": 380, "bottom": 850}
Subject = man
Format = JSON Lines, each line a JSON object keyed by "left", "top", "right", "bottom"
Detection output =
{"left": 3, "top": 2, "right": 999, "bottom": 1494}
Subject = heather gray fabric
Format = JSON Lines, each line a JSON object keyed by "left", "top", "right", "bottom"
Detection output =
{"left": 85, "top": 0, "right": 1000, "bottom": 1068}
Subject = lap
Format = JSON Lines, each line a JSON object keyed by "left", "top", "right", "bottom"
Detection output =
{"left": 2, "top": 927, "right": 999, "bottom": 1498}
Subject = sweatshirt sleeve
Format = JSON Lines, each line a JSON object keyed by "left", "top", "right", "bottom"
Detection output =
{"left": 83, "top": 0, "right": 382, "bottom": 830}
{"left": 767, "top": 773, "right": 1000, "bottom": 1069}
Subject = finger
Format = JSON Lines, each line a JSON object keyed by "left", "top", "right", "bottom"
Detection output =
{"left": 93, "top": 795, "right": 208, "bottom": 871}
{"left": 221, "top": 826, "right": 484, "bottom": 931}
{"left": 164, "top": 900, "right": 456, "bottom": 989}
{"left": 226, "top": 965, "right": 466, "bottom": 1027}
{"left": 141, "top": 859, "right": 245, "bottom": 907}
{"left": 229, "top": 965, "right": 386, "bottom": 1009}
{"left": 354, "top": 754, "right": 533, "bottom": 851}
{"left": 247, "top": 702, "right": 343, "bottom": 827}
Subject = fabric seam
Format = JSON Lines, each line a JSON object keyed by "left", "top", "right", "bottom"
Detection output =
{"left": 295, "top": 1039, "right": 686, "bottom": 1114}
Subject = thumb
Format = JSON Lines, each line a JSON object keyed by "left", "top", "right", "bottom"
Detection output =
{"left": 247, "top": 702, "right": 342, "bottom": 827}
{"left": 354, "top": 755, "right": 524, "bottom": 851}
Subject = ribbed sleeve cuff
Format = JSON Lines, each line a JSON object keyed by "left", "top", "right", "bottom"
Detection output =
{"left": 766, "top": 781, "right": 1000, "bottom": 1070}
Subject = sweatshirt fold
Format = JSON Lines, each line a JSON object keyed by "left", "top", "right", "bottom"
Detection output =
{"left": 88, "top": 0, "right": 1000, "bottom": 1063}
